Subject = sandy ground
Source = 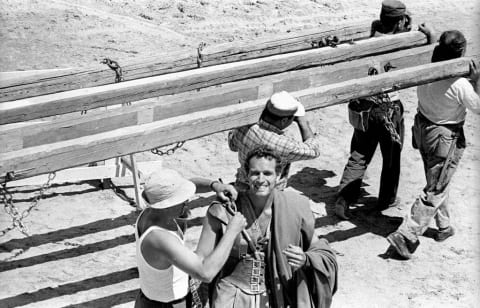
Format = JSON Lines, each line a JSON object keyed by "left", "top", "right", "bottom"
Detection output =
{"left": 1, "top": 0, "right": 479, "bottom": 307}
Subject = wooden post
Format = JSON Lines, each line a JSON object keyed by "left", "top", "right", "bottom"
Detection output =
{"left": 128, "top": 154, "right": 145, "bottom": 210}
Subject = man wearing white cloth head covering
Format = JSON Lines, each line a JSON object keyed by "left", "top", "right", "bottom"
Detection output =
{"left": 228, "top": 91, "right": 321, "bottom": 190}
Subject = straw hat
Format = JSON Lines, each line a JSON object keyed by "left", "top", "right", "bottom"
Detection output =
{"left": 266, "top": 91, "right": 305, "bottom": 117}
{"left": 142, "top": 168, "right": 196, "bottom": 209}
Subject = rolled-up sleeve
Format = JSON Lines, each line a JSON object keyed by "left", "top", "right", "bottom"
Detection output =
{"left": 283, "top": 135, "right": 321, "bottom": 162}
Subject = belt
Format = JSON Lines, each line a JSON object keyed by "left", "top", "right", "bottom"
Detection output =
{"left": 222, "top": 256, "right": 266, "bottom": 294}
{"left": 417, "top": 112, "right": 466, "bottom": 149}
{"left": 417, "top": 111, "right": 464, "bottom": 130}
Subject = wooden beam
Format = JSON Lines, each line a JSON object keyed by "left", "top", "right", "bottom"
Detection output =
{"left": 6, "top": 160, "right": 163, "bottom": 187}
{"left": 0, "top": 57, "right": 474, "bottom": 182}
{"left": 0, "top": 31, "right": 428, "bottom": 124}
{"left": 0, "top": 68, "right": 77, "bottom": 81}
{"left": 200, "top": 24, "right": 372, "bottom": 64}
{"left": 0, "top": 45, "right": 434, "bottom": 153}
{"left": 0, "top": 23, "right": 371, "bottom": 102}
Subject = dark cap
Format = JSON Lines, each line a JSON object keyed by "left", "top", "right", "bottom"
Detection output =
{"left": 381, "top": 0, "right": 407, "bottom": 18}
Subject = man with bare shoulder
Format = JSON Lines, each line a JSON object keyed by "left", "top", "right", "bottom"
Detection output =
{"left": 197, "top": 147, "right": 338, "bottom": 307}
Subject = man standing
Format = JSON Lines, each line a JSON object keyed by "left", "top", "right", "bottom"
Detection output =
{"left": 197, "top": 146, "right": 338, "bottom": 307}
{"left": 387, "top": 31, "right": 480, "bottom": 259}
{"left": 134, "top": 169, "right": 246, "bottom": 307}
{"left": 228, "top": 91, "right": 321, "bottom": 190}
{"left": 334, "top": 0, "right": 435, "bottom": 219}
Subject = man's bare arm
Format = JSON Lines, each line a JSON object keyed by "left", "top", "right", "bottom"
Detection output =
{"left": 294, "top": 116, "right": 315, "bottom": 141}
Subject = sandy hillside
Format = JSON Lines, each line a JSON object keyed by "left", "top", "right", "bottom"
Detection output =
{"left": 0, "top": 0, "right": 479, "bottom": 307}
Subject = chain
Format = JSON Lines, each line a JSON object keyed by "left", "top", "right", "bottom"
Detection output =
{"left": 367, "top": 66, "right": 402, "bottom": 145}
{"left": 375, "top": 94, "right": 402, "bottom": 145}
{"left": 101, "top": 58, "right": 124, "bottom": 83}
{"left": 151, "top": 141, "right": 185, "bottom": 156}
{"left": 101, "top": 57, "right": 131, "bottom": 109}
{"left": 197, "top": 42, "right": 206, "bottom": 68}
{"left": 1, "top": 180, "right": 17, "bottom": 236}
{"left": 311, "top": 35, "right": 340, "bottom": 48}
{"left": 0, "top": 172, "right": 56, "bottom": 237}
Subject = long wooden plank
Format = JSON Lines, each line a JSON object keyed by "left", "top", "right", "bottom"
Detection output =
{"left": 0, "top": 31, "right": 428, "bottom": 125}
{"left": 200, "top": 24, "right": 372, "bottom": 64}
{"left": 0, "top": 23, "right": 371, "bottom": 102}
{"left": 0, "top": 68, "right": 77, "bottom": 81}
{"left": 6, "top": 160, "right": 163, "bottom": 187}
{"left": 0, "top": 57, "right": 474, "bottom": 182}
{"left": 0, "top": 45, "right": 434, "bottom": 153}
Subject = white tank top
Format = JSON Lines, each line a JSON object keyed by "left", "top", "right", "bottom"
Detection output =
{"left": 135, "top": 217, "right": 189, "bottom": 302}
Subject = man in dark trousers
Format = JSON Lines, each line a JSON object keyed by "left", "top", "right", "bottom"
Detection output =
{"left": 335, "top": 0, "right": 435, "bottom": 219}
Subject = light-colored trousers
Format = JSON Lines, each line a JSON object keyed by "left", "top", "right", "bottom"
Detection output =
{"left": 398, "top": 113, "right": 464, "bottom": 243}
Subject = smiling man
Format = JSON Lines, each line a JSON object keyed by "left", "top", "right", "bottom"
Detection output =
{"left": 228, "top": 91, "right": 321, "bottom": 191}
{"left": 197, "top": 146, "right": 338, "bottom": 308}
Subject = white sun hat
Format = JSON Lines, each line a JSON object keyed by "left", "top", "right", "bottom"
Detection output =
{"left": 266, "top": 91, "right": 305, "bottom": 117}
{"left": 142, "top": 168, "right": 196, "bottom": 209}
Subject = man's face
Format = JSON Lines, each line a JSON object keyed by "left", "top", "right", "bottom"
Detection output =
{"left": 279, "top": 116, "right": 295, "bottom": 130}
{"left": 247, "top": 156, "right": 279, "bottom": 197}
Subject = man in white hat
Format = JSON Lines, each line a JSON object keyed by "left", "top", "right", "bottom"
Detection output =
{"left": 134, "top": 168, "right": 246, "bottom": 307}
{"left": 228, "top": 90, "right": 321, "bottom": 190}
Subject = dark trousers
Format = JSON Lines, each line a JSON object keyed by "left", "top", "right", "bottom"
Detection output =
{"left": 134, "top": 290, "right": 189, "bottom": 308}
{"left": 338, "top": 101, "right": 404, "bottom": 206}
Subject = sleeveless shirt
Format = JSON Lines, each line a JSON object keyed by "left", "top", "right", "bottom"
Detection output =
{"left": 135, "top": 215, "right": 189, "bottom": 302}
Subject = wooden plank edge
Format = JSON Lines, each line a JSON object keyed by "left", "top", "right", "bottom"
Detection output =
{"left": 0, "top": 23, "right": 372, "bottom": 102}
{"left": 201, "top": 24, "right": 372, "bottom": 62}
{"left": 0, "top": 45, "right": 435, "bottom": 153}
{"left": 6, "top": 160, "right": 163, "bottom": 187}
{"left": 0, "top": 31, "right": 428, "bottom": 125}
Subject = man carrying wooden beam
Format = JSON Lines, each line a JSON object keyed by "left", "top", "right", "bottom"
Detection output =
{"left": 387, "top": 31, "right": 480, "bottom": 259}
{"left": 335, "top": 0, "right": 435, "bottom": 219}
{"left": 228, "top": 91, "right": 321, "bottom": 190}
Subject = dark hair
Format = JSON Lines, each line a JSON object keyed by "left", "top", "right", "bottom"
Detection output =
{"left": 260, "top": 103, "right": 294, "bottom": 123}
{"left": 431, "top": 30, "right": 466, "bottom": 62}
{"left": 379, "top": 14, "right": 405, "bottom": 33}
{"left": 244, "top": 146, "right": 282, "bottom": 175}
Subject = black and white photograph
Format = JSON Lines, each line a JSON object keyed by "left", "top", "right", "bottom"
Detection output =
{"left": 1, "top": 0, "right": 479, "bottom": 307}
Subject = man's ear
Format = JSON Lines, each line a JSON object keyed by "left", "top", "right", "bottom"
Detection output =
{"left": 275, "top": 117, "right": 286, "bottom": 129}
{"left": 404, "top": 14, "right": 412, "bottom": 31}
{"left": 275, "top": 170, "right": 282, "bottom": 182}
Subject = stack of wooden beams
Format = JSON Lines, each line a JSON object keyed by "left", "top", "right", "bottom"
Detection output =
{"left": 0, "top": 24, "right": 476, "bottom": 183}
